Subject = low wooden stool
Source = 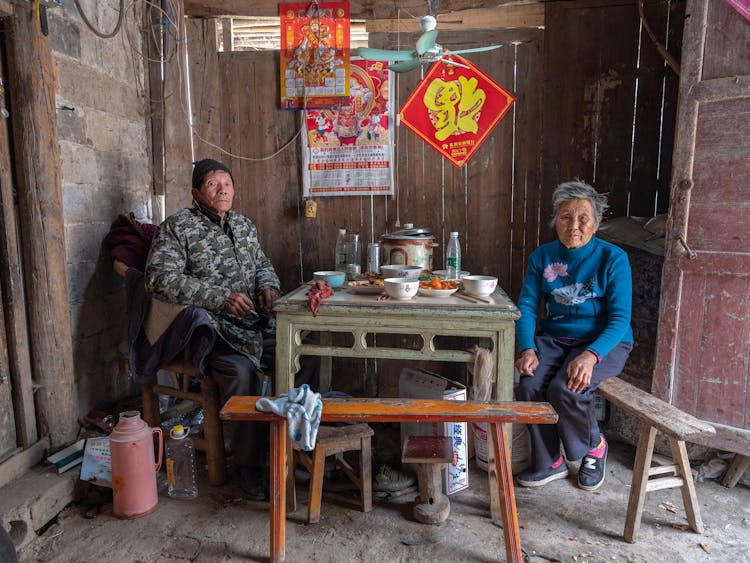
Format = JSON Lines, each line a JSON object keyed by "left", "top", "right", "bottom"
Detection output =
{"left": 598, "top": 377, "right": 716, "bottom": 543}
{"left": 402, "top": 435, "right": 453, "bottom": 524}
{"left": 295, "top": 423, "right": 374, "bottom": 523}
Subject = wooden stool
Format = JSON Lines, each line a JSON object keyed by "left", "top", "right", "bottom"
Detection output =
{"left": 141, "top": 358, "right": 228, "bottom": 486}
{"left": 598, "top": 377, "right": 715, "bottom": 543}
{"left": 402, "top": 435, "right": 453, "bottom": 524}
{"left": 295, "top": 423, "right": 374, "bottom": 523}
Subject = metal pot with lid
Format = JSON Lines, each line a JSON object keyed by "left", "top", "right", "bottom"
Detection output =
{"left": 381, "top": 227, "right": 437, "bottom": 271}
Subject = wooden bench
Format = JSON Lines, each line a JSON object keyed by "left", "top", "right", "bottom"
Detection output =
{"left": 597, "top": 377, "right": 716, "bottom": 542}
{"left": 221, "top": 396, "right": 558, "bottom": 563}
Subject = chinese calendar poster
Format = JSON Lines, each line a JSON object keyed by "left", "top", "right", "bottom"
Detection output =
{"left": 280, "top": 2, "right": 351, "bottom": 109}
{"left": 399, "top": 55, "right": 516, "bottom": 168}
{"left": 301, "top": 59, "right": 394, "bottom": 197}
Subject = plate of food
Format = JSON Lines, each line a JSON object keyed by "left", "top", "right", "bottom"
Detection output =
{"left": 418, "top": 277, "right": 459, "bottom": 298}
{"left": 347, "top": 279, "right": 385, "bottom": 294}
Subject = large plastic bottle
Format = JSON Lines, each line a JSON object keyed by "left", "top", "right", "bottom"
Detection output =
{"left": 446, "top": 231, "right": 462, "bottom": 280}
{"left": 335, "top": 228, "right": 347, "bottom": 272}
{"left": 165, "top": 424, "right": 198, "bottom": 499}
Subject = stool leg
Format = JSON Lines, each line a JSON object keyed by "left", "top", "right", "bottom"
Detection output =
{"left": 722, "top": 454, "right": 750, "bottom": 488}
{"left": 360, "top": 436, "right": 372, "bottom": 513}
{"left": 201, "top": 377, "right": 228, "bottom": 486}
{"left": 307, "top": 445, "right": 326, "bottom": 524}
{"left": 490, "top": 422, "right": 522, "bottom": 563}
{"left": 669, "top": 437, "right": 704, "bottom": 534}
{"left": 625, "top": 424, "right": 657, "bottom": 543}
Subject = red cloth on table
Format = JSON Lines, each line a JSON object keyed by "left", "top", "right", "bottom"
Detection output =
{"left": 306, "top": 280, "right": 333, "bottom": 317}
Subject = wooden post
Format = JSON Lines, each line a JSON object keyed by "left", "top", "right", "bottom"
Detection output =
{"left": 6, "top": 6, "right": 78, "bottom": 448}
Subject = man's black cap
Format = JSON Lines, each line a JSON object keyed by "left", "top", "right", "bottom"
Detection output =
{"left": 191, "top": 159, "right": 234, "bottom": 189}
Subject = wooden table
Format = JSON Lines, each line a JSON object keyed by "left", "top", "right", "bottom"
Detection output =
{"left": 273, "top": 284, "right": 520, "bottom": 400}
{"left": 221, "top": 396, "right": 558, "bottom": 563}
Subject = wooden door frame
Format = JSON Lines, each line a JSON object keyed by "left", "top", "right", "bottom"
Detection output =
{"left": 654, "top": 0, "right": 750, "bottom": 456}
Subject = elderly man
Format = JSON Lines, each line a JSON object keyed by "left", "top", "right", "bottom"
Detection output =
{"left": 145, "top": 159, "right": 318, "bottom": 500}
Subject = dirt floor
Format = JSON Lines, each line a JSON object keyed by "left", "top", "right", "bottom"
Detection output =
{"left": 16, "top": 437, "right": 750, "bottom": 563}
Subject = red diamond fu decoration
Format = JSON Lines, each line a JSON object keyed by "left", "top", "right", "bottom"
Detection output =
{"left": 399, "top": 55, "right": 516, "bottom": 168}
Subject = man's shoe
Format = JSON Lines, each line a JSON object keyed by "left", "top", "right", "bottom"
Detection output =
{"left": 516, "top": 462, "right": 569, "bottom": 487}
{"left": 238, "top": 466, "right": 268, "bottom": 501}
{"left": 578, "top": 437, "right": 608, "bottom": 491}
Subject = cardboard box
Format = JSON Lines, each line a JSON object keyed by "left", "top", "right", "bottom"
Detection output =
{"left": 399, "top": 368, "right": 469, "bottom": 495}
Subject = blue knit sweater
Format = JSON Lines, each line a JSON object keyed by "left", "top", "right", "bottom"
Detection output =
{"left": 516, "top": 236, "right": 633, "bottom": 359}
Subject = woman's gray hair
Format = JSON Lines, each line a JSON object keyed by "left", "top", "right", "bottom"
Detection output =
{"left": 549, "top": 180, "right": 609, "bottom": 227}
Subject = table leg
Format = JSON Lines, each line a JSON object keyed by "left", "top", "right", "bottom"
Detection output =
{"left": 490, "top": 422, "right": 522, "bottom": 563}
{"left": 270, "top": 419, "right": 287, "bottom": 562}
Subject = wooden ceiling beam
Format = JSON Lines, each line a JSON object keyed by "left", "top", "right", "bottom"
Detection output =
{"left": 182, "top": 1, "right": 540, "bottom": 20}
{"left": 366, "top": 4, "right": 544, "bottom": 33}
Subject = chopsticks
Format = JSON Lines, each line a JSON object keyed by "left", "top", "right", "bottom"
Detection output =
{"left": 455, "top": 293, "right": 481, "bottom": 304}
{"left": 458, "top": 292, "right": 493, "bottom": 304}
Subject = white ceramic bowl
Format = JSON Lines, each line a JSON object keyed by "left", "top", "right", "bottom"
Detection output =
{"left": 380, "top": 264, "right": 423, "bottom": 281}
{"left": 383, "top": 278, "right": 419, "bottom": 300}
{"left": 313, "top": 270, "right": 346, "bottom": 289}
{"left": 431, "top": 269, "right": 471, "bottom": 280}
{"left": 461, "top": 275, "right": 498, "bottom": 296}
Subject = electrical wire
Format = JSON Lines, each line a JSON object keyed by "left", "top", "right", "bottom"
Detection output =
{"left": 74, "top": 0, "right": 126, "bottom": 39}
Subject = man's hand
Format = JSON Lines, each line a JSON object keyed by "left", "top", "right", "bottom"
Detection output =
{"left": 224, "top": 292, "right": 255, "bottom": 317}
{"left": 566, "top": 350, "right": 598, "bottom": 393}
{"left": 515, "top": 349, "right": 539, "bottom": 377}
{"left": 258, "top": 288, "right": 280, "bottom": 317}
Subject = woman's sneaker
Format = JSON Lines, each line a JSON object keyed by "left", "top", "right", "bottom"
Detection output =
{"left": 578, "top": 436, "right": 608, "bottom": 491}
{"left": 517, "top": 461, "right": 569, "bottom": 487}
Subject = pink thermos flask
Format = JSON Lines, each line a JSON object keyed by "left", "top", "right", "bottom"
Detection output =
{"left": 109, "top": 410, "right": 163, "bottom": 518}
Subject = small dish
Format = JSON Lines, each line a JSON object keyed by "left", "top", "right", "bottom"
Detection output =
{"left": 418, "top": 287, "right": 459, "bottom": 298}
{"left": 380, "top": 264, "right": 423, "bottom": 281}
{"left": 347, "top": 280, "right": 385, "bottom": 295}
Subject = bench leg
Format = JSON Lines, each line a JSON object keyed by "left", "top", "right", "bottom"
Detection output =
{"left": 201, "top": 377, "right": 227, "bottom": 486}
{"left": 721, "top": 454, "right": 750, "bottom": 488}
{"left": 360, "top": 435, "right": 372, "bottom": 513}
{"left": 486, "top": 424, "right": 502, "bottom": 522}
{"left": 307, "top": 444, "right": 326, "bottom": 524}
{"left": 270, "top": 419, "right": 287, "bottom": 563}
{"left": 624, "top": 424, "right": 657, "bottom": 543}
{"left": 489, "top": 422, "right": 523, "bottom": 563}
{"left": 668, "top": 438, "right": 704, "bottom": 534}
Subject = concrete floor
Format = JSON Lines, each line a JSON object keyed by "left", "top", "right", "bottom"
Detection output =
{"left": 17, "top": 439, "right": 750, "bottom": 563}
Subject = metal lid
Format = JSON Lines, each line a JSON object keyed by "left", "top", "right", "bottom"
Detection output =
{"left": 384, "top": 227, "right": 433, "bottom": 239}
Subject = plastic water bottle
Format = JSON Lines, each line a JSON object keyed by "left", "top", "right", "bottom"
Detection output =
{"left": 335, "top": 228, "right": 347, "bottom": 272}
{"left": 446, "top": 231, "right": 461, "bottom": 280}
{"left": 165, "top": 425, "right": 198, "bottom": 499}
{"left": 345, "top": 233, "right": 362, "bottom": 280}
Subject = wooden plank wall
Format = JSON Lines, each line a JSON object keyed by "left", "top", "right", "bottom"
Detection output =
{"left": 162, "top": 0, "right": 684, "bottom": 396}
{"left": 543, "top": 0, "right": 683, "bottom": 220}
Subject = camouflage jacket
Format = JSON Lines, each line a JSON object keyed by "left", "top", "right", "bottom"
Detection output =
{"left": 145, "top": 203, "right": 280, "bottom": 366}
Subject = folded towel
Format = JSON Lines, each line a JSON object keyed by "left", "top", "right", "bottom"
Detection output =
{"left": 256, "top": 384, "right": 323, "bottom": 451}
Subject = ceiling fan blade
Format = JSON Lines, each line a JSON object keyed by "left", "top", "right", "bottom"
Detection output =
{"left": 416, "top": 29, "right": 439, "bottom": 55}
{"left": 387, "top": 59, "right": 424, "bottom": 73}
{"left": 438, "top": 57, "right": 470, "bottom": 70}
{"left": 448, "top": 44, "right": 503, "bottom": 55}
{"left": 355, "top": 47, "right": 415, "bottom": 62}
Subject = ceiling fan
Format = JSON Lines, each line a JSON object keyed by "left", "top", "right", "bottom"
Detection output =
{"left": 355, "top": 13, "right": 503, "bottom": 73}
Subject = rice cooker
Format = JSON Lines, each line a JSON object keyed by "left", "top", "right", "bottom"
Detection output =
{"left": 381, "top": 228, "right": 436, "bottom": 271}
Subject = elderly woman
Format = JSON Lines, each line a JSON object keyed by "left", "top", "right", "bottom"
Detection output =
{"left": 515, "top": 180, "right": 633, "bottom": 491}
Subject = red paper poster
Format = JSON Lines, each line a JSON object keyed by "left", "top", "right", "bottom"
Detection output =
{"left": 301, "top": 59, "right": 394, "bottom": 196}
{"left": 279, "top": 2, "right": 351, "bottom": 109}
{"left": 399, "top": 55, "right": 516, "bottom": 168}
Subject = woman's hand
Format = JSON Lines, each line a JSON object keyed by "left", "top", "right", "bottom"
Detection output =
{"left": 515, "top": 349, "right": 539, "bottom": 376}
{"left": 258, "top": 288, "right": 280, "bottom": 317}
{"left": 224, "top": 292, "right": 255, "bottom": 316}
{"left": 566, "top": 350, "right": 598, "bottom": 393}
